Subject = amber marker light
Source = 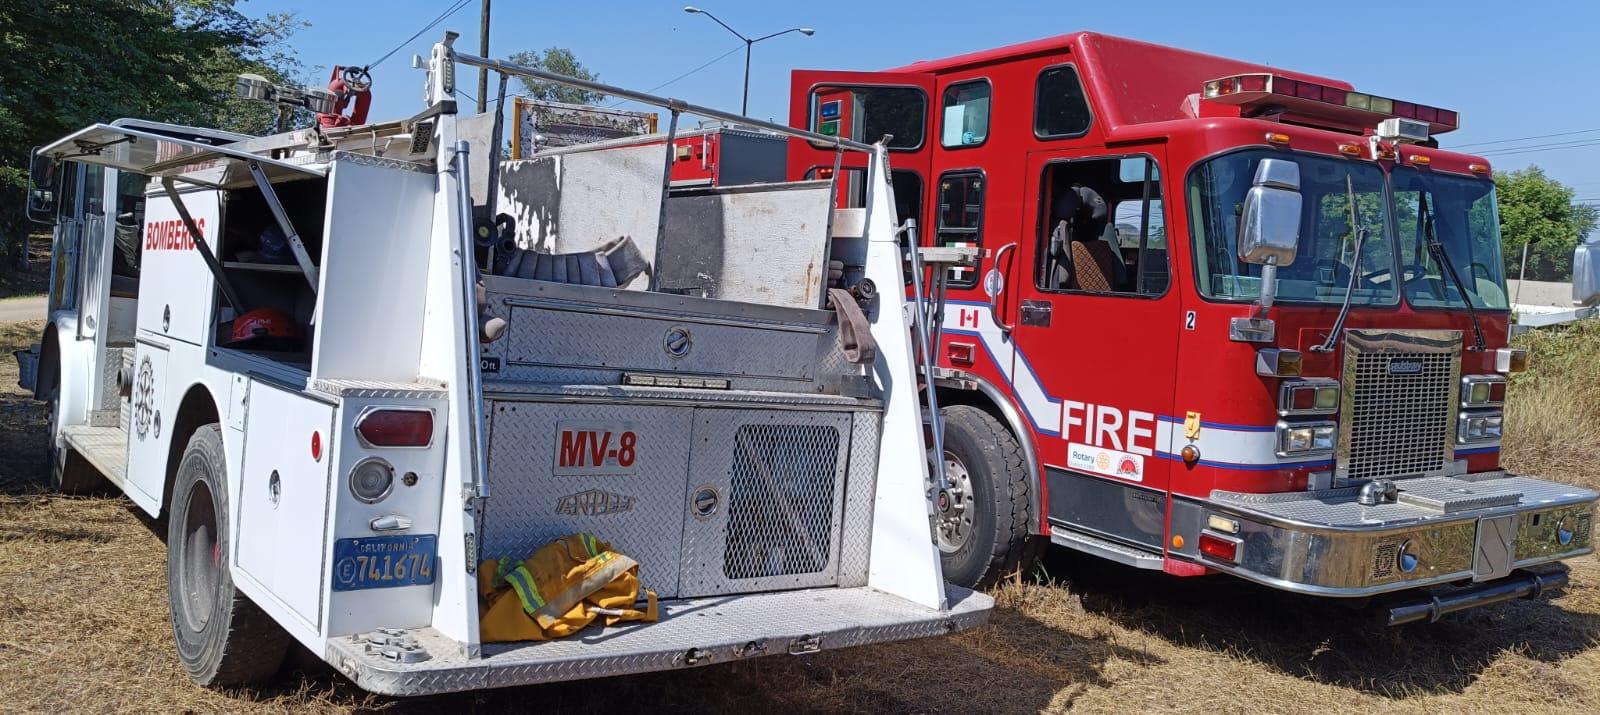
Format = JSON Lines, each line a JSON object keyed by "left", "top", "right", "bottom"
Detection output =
{"left": 1181, "top": 444, "right": 1201, "bottom": 466}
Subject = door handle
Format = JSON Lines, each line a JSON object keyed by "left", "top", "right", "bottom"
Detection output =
{"left": 989, "top": 242, "right": 1018, "bottom": 333}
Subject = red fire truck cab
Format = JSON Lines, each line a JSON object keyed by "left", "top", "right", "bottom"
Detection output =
{"left": 785, "top": 32, "right": 1594, "bottom": 621}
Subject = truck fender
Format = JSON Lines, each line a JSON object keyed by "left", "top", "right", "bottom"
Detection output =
{"left": 933, "top": 368, "right": 1045, "bottom": 535}
{"left": 34, "top": 322, "right": 59, "bottom": 401}
{"left": 161, "top": 383, "right": 221, "bottom": 517}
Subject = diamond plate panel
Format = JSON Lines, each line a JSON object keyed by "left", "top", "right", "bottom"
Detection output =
{"left": 681, "top": 410, "right": 851, "bottom": 596}
{"left": 503, "top": 304, "right": 821, "bottom": 380}
{"left": 325, "top": 585, "right": 994, "bottom": 696}
{"left": 837, "top": 411, "right": 880, "bottom": 587}
{"left": 482, "top": 401, "right": 694, "bottom": 598}
{"left": 1210, "top": 474, "right": 1595, "bottom": 530}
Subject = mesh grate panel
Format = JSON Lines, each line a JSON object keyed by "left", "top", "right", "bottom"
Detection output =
{"left": 723, "top": 424, "right": 841, "bottom": 580}
{"left": 1346, "top": 346, "right": 1455, "bottom": 481}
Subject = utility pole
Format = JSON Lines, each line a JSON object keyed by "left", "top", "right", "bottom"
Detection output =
{"left": 477, "top": 0, "right": 492, "bottom": 114}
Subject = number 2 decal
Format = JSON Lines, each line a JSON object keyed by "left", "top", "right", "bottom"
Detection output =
{"left": 1184, "top": 311, "right": 1196, "bottom": 330}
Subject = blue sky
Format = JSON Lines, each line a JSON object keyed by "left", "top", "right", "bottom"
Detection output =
{"left": 248, "top": 0, "right": 1600, "bottom": 203}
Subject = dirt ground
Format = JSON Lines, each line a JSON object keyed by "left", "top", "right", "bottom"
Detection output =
{"left": 3, "top": 317, "right": 1599, "bottom": 714}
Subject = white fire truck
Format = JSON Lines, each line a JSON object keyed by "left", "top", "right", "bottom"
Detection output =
{"left": 13, "top": 34, "right": 990, "bottom": 695}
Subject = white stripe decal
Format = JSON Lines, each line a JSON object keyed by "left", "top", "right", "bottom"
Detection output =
{"left": 941, "top": 301, "right": 1332, "bottom": 470}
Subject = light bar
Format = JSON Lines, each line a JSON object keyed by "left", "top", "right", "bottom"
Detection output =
{"left": 1202, "top": 73, "right": 1459, "bottom": 133}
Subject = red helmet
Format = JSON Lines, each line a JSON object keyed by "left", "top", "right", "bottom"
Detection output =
{"left": 227, "top": 308, "right": 302, "bottom": 347}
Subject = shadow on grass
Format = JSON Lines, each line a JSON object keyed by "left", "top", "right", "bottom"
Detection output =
{"left": 1044, "top": 548, "right": 1600, "bottom": 698}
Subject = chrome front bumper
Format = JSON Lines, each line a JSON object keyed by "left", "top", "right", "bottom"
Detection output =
{"left": 1169, "top": 472, "right": 1596, "bottom": 597}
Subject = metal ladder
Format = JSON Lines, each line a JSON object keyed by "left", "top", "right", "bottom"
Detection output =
{"left": 902, "top": 220, "right": 979, "bottom": 502}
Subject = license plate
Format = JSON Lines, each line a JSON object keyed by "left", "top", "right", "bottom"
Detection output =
{"left": 332, "top": 535, "right": 437, "bottom": 592}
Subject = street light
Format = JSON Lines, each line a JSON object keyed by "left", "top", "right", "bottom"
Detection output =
{"left": 684, "top": 6, "right": 813, "bottom": 115}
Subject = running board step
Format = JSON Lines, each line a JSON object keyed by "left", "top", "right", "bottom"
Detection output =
{"left": 61, "top": 425, "right": 129, "bottom": 485}
{"left": 1050, "top": 528, "right": 1165, "bottom": 570}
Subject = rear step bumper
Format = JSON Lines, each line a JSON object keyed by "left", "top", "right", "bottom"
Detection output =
{"left": 1169, "top": 473, "right": 1596, "bottom": 597}
{"left": 326, "top": 585, "right": 992, "bottom": 696}
{"left": 1386, "top": 568, "right": 1568, "bottom": 626}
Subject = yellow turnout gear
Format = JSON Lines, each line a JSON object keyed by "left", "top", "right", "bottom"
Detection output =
{"left": 478, "top": 533, "right": 658, "bottom": 642}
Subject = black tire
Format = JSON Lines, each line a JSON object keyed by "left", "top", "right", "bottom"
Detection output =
{"left": 937, "top": 405, "right": 1041, "bottom": 589}
{"left": 45, "top": 385, "right": 101, "bottom": 494}
{"left": 167, "top": 424, "right": 290, "bottom": 687}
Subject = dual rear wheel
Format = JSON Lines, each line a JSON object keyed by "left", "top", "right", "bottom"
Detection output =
{"left": 166, "top": 425, "right": 290, "bottom": 686}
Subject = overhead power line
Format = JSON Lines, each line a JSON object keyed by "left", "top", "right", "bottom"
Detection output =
{"left": 606, "top": 44, "right": 746, "bottom": 109}
{"left": 368, "top": 0, "right": 474, "bottom": 71}
{"left": 1452, "top": 127, "right": 1600, "bottom": 150}
{"left": 1477, "top": 138, "right": 1600, "bottom": 158}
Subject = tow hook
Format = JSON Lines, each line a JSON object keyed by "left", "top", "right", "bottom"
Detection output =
{"left": 678, "top": 647, "right": 711, "bottom": 666}
{"left": 788, "top": 634, "right": 822, "bottom": 655}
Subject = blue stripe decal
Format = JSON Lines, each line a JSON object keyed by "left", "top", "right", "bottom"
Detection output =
{"left": 1156, "top": 415, "right": 1277, "bottom": 433}
{"left": 1454, "top": 446, "right": 1501, "bottom": 456}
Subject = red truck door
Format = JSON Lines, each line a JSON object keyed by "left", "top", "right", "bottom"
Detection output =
{"left": 1000, "top": 145, "right": 1182, "bottom": 553}
{"left": 787, "top": 70, "right": 935, "bottom": 231}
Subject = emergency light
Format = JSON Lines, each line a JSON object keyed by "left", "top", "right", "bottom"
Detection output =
{"left": 1202, "top": 73, "right": 1459, "bottom": 134}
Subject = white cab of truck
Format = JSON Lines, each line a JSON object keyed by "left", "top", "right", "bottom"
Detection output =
{"left": 14, "top": 34, "right": 991, "bottom": 696}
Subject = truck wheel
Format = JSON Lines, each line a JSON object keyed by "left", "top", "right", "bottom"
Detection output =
{"left": 45, "top": 386, "right": 100, "bottom": 494}
{"left": 936, "top": 405, "right": 1040, "bottom": 589}
{"left": 167, "top": 424, "right": 289, "bottom": 686}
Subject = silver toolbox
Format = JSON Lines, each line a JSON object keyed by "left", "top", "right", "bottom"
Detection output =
{"left": 481, "top": 397, "right": 878, "bottom": 599}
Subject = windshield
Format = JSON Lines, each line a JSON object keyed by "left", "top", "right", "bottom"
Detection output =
{"left": 1189, "top": 149, "right": 1397, "bottom": 305}
{"left": 1391, "top": 168, "right": 1509, "bottom": 310}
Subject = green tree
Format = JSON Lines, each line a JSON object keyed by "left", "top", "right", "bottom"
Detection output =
{"left": 0, "top": 0, "right": 306, "bottom": 268}
{"left": 1496, "top": 166, "right": 1598, "bottom": 281}
{"left": 506, "top": 47, "right": 606, "bottom": 105}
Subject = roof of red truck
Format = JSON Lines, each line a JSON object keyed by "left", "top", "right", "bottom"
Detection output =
{"left": 887, "top": 32, "right": 1355, "bottom": 131}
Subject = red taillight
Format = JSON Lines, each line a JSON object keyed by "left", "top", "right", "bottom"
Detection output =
{"left": 1488, "top": 381, "right": 1508, "bottom": 403}
{"left": 947, "top": 341, "right": 976, "bottom": 367}
{"left": 1198, "top": 533, "right": 1239, "bottom": 563}
{"left": 356, "top": 409, "right": 434, "bottom": 448}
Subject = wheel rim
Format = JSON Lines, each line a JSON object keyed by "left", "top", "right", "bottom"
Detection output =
{"left": 934, "top": 451, "right": 976, "bottom": 554}
{"left": 178, "top": 480, "right": 220, "bottom": 633}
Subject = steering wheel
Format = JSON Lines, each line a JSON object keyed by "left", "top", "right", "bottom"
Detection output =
{"left": 341, "top": 66, "right": 373, "bottom": 92}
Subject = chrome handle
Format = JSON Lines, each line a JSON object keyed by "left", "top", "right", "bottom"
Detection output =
{"left": 370, "top": 515, "right": 413, "bottom": 532}
{"left": 990, "top": 242, "right": 1018, "bottom": 333}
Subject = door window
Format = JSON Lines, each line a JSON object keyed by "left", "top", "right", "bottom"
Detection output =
{"left": 936, "top": 171, "right": 985, "bottom": 287}
{"left": 1035, "top": 156, "right": 1168, "bottom": 296}
{"left": 941, "top": 80, "right": 992, "bottom": 148}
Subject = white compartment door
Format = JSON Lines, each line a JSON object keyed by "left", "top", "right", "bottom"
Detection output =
{"left": 121, "top": 339, "right": 170, "bottom": 513}
{"left": 237, "top": 381, "right": 334, "bottom": 630}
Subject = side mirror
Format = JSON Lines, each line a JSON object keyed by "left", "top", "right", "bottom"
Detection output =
{"left": 25, "top": 147, "right": 57, "bottom": 225}
{"left": 1238, "top": 158, "right": 1302, "bottom": 267}
{"left": 1575, "top": 240, "right": 1600, "bottom": 307}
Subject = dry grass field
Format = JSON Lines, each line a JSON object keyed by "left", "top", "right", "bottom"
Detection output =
{"left": 3, "top": 317, "right": 1600, "bottom": 713}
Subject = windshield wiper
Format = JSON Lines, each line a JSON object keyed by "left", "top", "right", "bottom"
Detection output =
{"left": 1419, "top": 191, "right": 1487, "bottom": 352}
{"left": 1313, "top": 175, "right": 1367, "bottom": 353}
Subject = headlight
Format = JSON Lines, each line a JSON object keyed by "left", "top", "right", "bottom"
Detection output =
{"left": 1276, "top": 420, "right": 1336, "bottom": 457}
{"left": 1458, "top": 411, "right": 1504, "bottom": 444}
{"left": 349, "top": 457, "right": 395, "bottom": 503}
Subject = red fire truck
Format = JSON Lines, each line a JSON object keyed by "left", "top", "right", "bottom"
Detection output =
{"left": 777, "top": 32, "right": 1595, "bottom": 623}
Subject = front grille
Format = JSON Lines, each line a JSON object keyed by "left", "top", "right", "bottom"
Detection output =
{"left": 1341, "top": 330, "right": 1461, "bottom": 481}
{"left": 723, "top": 424, "right": 841, "bottom": 580}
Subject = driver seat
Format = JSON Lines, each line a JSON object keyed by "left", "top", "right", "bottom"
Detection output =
{"left": 1049, "top": 186, "right": 1121, "bottom": 292}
